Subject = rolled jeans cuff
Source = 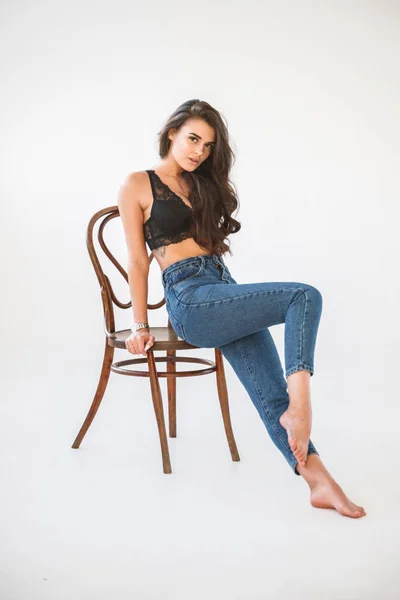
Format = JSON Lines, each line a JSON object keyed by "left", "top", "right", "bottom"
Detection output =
{"left": 285, "top": 363, "right": 314, "bottom": 378}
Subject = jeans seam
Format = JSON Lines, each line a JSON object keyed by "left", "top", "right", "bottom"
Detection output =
{"left": 234, "top": 339, "right": 290, "bottom": 451}
{"left": 301, "top": 289, "right": 308, "bottom": 365}
{"left": 174, "top": 287, "right": 302, "bottom": 308}
{"left": 287, "top": 289, "right": 307, "bottom": 369}
{"left": 165, "top": 299, "right": 186, "bottom": 338}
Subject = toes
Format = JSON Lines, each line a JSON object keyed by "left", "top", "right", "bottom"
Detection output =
{"left": 294, "top": 448, "right": 303, "bottom": 460}
{"left": 285, "top": 427, "right": 310, "bottom": 467}
{"left": 351, "top": 503, "right": 366, "bottom": 515}
{"left": 294, "top": 445, "right": 307, "bottom": 464}
{"left": 343, "top": 505, "right": 365, "bottom": 518}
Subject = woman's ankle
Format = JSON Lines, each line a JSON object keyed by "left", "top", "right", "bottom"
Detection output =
{"left": 296, "top": 454, "right": 331, "bottom": 485}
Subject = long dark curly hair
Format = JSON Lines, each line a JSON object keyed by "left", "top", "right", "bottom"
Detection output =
{"left": 157, "top": 99, "right": 241, "bottom": 257}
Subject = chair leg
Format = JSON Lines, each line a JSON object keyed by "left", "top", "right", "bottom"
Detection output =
{"left": 71, "top": 338, "right": 114, "bottom": 449}
{"left": 166, "top": 349, "right": 177, "bottom": 438}
{"left": 214, "top": 348, "right": 240, "bottom": 462}
{"left": 147, "top": 350, "right": 172, "bottom": 474}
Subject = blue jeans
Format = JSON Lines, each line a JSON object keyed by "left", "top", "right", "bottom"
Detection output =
{"left": 161, "top": 254, "right": 323, "bottom": 475}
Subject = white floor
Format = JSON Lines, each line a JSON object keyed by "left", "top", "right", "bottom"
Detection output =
{"left": 1, "top": 351, "right": 398, "bottom": 600}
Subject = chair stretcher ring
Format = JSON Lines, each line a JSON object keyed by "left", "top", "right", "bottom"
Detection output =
{"left": 111, "top": 355, "right": 217, "bottom": 377}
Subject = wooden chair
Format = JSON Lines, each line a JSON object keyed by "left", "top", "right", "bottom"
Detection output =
{"left": 71, "top": 206, "right": 240, "bottom": 473}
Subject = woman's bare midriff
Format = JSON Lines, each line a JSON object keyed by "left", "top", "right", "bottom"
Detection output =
{"left": 152, "top": 238, "right": 211, "bottom": 272}
{"left": 140, "top": 170, "right": 212, "bottom": 272}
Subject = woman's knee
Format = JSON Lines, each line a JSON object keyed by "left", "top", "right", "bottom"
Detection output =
{"left": 295, "top": 283, "right": 323, "bottom": 313}
{"left": 304, "top": 284, "right": 323, "bottom": 313}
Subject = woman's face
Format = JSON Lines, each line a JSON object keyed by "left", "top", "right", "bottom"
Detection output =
{"left": 168, "top": 118, "right": 216, "bottom": 171}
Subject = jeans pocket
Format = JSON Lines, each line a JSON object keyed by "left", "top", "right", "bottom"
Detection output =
{"left": 172, "top": 263, "right": 202, "bottom": 284}
{"left": 167, "top": 263, "right": 204, "bottom": 295}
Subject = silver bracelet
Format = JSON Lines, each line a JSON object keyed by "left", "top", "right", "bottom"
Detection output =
{"left": 131, "top": 322, "right": 150, "bottom": 333}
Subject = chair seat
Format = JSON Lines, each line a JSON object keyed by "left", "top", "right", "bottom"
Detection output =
{"left": 108, "top": 327, "right": 198, "bottom": 350}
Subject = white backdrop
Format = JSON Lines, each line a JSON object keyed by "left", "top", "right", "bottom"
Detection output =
{"left": 1, "top": 1, "right": 399, "bottom": 599}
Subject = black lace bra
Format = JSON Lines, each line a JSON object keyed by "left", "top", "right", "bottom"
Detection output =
{"left": 143, "top": 169, "right": 195, "bottom": 251}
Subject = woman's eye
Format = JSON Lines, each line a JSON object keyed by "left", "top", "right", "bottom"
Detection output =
{"left": 189, "top": 136, "right": 213, "bottom": 149}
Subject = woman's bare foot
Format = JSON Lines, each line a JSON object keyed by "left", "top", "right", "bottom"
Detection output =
{"left": 281, "top": 370, "right": 312, "bottom": 467}
{"left": 297, "top": 454, "right": 367, "bottom": 518}
{"left": 279, "top": 405, "right": 311, "bottom": 467}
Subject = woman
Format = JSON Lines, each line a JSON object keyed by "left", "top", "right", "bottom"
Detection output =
{"left": 118, "top": 99, "right": 366, "bottom": 518}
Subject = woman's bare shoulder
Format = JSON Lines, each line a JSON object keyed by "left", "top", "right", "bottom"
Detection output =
{"left": 119, "top": 170, "right": 151, "bottom": 208}
{"left": 122, "top": 170, "right": 150, "bottom": 187}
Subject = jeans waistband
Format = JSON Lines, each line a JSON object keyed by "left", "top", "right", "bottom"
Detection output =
{"left": 161, "top": 254, "right": 225, "bottom": 286}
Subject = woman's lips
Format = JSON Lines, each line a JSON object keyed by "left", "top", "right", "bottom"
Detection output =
{"left": 189, "top": 158, "right": 199, "bottom": 164}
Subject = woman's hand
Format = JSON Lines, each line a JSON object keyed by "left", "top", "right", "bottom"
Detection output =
{"left": 125, "top": 330, "right": 155, "bottom": 356}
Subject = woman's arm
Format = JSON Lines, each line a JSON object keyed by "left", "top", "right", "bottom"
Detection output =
{"left": 117, "top": 172, "right": 150, "bottom": 325}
